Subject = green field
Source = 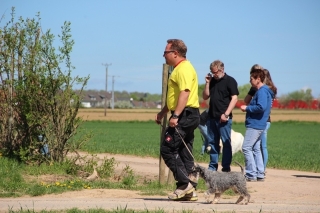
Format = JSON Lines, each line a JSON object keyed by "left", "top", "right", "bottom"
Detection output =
{"left": 80, "top": 120, "right": 320, "bottom": 173}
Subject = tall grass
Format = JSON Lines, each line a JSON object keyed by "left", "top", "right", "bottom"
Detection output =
{"left": 79, "top": 120, "right": 320, "bottom": 173}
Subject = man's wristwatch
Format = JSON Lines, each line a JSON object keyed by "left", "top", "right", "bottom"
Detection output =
{"left": 172, "top": 114, "right": 179, "bottom": 119}
{"left": 224, "top": 113, "right": 229, "bottom": 119}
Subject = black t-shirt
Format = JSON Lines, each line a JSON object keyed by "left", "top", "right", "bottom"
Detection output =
{"left": 208, "top": 74, "right": 239, "bottom": 119}
{"left": 248, "top": 87, "right": 257, "bottom": 96}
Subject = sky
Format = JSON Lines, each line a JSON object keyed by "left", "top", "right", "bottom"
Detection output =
{"left": 1, "top": 0, "right": 320, "bottom": 98}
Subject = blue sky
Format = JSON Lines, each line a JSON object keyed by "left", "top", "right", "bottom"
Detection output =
{"left": 2, "top": 0, "right": 320, "bottom": 98}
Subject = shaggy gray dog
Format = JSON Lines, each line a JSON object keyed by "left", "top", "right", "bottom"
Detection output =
{"left": 195, "top": 162, "right": 250, "bottom": 205}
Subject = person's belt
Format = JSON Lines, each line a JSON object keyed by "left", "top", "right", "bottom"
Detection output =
{"left": 171, "top": 107, "right": 197, "bottom": 114}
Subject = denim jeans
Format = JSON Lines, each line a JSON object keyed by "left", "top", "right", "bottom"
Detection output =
{"left": 242, "top": 128, "right": 264, "bottom": 179}
{"left": 261, "top": 122, "right": 270, "bottom": 170}
{"left": 198, "top": 120, "right": 212, "bottom": 154}
{"left": 207, "top": 118, "right": 232, "bottom": 171}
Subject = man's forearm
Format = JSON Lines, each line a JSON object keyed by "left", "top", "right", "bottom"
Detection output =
{"left": 225, "top": 95, "right": 238, "bottom": 115}
{"left": 202, "top": 83, "right": 210, "bottom": 100}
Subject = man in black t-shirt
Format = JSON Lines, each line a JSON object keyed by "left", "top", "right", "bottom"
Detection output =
{"left": 202, "top": 60, "right": 239, "bottom": 172}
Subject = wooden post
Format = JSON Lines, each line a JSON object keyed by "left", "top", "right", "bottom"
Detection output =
{"left": 159, "top": 64, "right": 169, "bottom": 184}
{"left": 159, "top": 64, "right": 175, "bottom": 185}
{"left": 166, "top": 65, "right": 175, "bottom": 185}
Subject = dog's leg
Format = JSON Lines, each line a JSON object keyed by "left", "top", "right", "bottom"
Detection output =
{"left": 236, "top": 186, "right": 250, "bottom": 205}
{"left": 235, "top": 195, "right": 244, "bottom": 204}
{"left": 204, "top": 190, "right": 212, "bottom": 203}
{"left": 244, "top": 194, "right": 251, "bottom": 205}
{"left": 213, "top": 193, "right": 221, "bottom": 204}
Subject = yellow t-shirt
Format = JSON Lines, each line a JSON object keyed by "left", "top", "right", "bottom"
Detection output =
{"left": 166, "top": 60, "right": 199, "bottom": 111}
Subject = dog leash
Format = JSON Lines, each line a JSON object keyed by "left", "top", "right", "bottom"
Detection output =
{"left": 159, "top": 123, "right": 197, "bottom": 165}
{"left": 174, "top": 126, "right": 197, "bottom": 166}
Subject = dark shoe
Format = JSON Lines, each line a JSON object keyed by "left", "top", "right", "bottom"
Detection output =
{"left": 222, "top": 168, "right": 231, "bottom": 172}
{"left": 257, "top": 177, "right": 265, "bottom": 182}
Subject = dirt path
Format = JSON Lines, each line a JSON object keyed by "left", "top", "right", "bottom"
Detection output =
{"left": 1, "top": 153, "right": 320, "bottom": 213}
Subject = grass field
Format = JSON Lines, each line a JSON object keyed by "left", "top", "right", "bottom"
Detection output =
{"left": 78, "top": 118, "right": 320, "bottom": 173}
{"left": 1, "top": 108, "right": 319, "bottom": 200}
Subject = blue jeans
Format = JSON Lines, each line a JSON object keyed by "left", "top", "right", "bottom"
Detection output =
{"left": 198, "top": 120, "right": 212, "bottom": 154}
{"left": 261, "top": 122, "right": 270, "bottom": 170}
{"left": 242, "top": 128, "right": 264, "bottom": 179}
{"left": 207, "top": 118, "right": 232, "bottom": 171}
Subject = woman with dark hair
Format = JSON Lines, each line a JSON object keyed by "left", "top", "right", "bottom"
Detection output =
{"left": 244, "top": 65, "right": 277, "bottom": 173}
{"left": 241, "top": 69, "right": 275, "bottom": 181}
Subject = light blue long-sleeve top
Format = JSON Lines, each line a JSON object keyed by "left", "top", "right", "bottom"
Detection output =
{"left": 245, "top": 85, "right": 274, "bottom": 130}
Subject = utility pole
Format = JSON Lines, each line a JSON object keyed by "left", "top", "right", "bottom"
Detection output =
{"left": 111, "top": 75, "right": 115, "bottom": 109}
{"left": 102, "top": 63, "right": 112, "bottom": 116}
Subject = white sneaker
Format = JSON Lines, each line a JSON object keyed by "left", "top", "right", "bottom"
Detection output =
{"left": 168, "top": 182, "right": 195, "bottom": 200}
{"left": 174, "top": 191, "right": 198, "bottom": 201}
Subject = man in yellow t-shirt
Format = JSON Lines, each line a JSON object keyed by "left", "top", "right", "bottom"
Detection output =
{"left": 155, "top": 39, "right": 200, "bottom": 201}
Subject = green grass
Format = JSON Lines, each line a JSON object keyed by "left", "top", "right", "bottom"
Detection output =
{"left": 81, "top": 121, "right": 162, "bottom": 157}
{"left": 79, "top": 120, "right": 320, "bottom": 173}
{"left": 1, "top": 120, "right": 319, "bottom": 199}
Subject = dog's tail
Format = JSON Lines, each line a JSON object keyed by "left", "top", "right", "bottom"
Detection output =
{"left": 235, "top": 161, "right": 244, "bottom": 175}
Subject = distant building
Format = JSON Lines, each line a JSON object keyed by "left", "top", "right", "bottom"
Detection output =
{"left": 80, "top": 91, "right": 111, "bottom": 108}
{"left": 79, "top": 90, "right": 160, "bottom": 109}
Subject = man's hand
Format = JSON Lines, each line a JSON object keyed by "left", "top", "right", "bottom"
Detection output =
{"left": 169, "top": 117, "right": 178, "bottom": 127}
{"left": 155, "top": 113, "right": 162, "bottom": 124}
{"left": 205, "top": 73, "right": 212, "bottom": 84}
{"left": 220, "top": 114, "right": 229, "bottom": 123}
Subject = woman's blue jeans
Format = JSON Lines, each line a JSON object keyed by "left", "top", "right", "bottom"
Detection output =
{"left": 261, "top": 122, "right": 271, "bottom": 169}
{"left": 242, "top": 128, "right": 264, "bottom": 179}
{"left": 207, "top": 118, "right": 232, "bottom": 171}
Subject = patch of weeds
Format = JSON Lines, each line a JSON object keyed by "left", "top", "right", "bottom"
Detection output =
{"left": 96, "top": 157, "right": 117, "bottom": 179}
{"left": 24, "top": 161, "right": 68, "bottom": 176}
{"left": 119, "top": 165, "right": 137, "bottom": 188}
{"left": 26, "top": 183, "right": 47, "bottom": 196}
{"left": 64, "top": 154, "right": 117, "bottom": 180}
{"left": 0, "top": 158, "right": 28, "bottom": 197}
{"left": 25, "top": 179, "right": 97, "bottom": 197}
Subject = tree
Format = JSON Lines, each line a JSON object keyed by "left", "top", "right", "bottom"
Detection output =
{"left": 0, "top": 8, "right": 89, "bottom": 164}
{"left": 237, "top": 83, "right": 252, "bottom": 100}
{"left": 279, "top": 89, "right": 314, "bottom": 109}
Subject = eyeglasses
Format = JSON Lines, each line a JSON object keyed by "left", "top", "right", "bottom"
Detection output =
{"left": 163, "top": 50, "right": 175, "bottom": 56}
{"left": 211, "top": 70, "right": 222, "bottom": 75}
